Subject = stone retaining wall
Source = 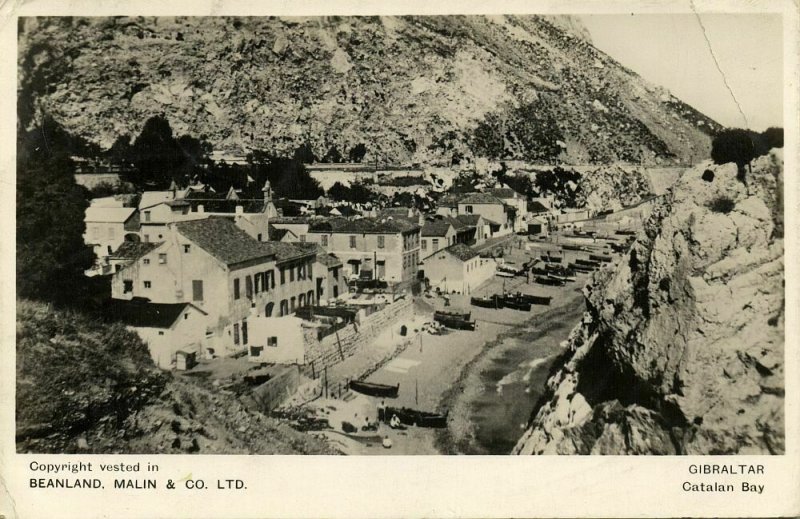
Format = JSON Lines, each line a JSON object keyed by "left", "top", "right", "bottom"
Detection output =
{"left": 300, "top": 297, "right": 414, "bottom": 378}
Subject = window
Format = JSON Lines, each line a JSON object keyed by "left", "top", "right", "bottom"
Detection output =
{"left": 321, "top": 235, "right": 328, "bottom": 247}
{"left": 290, "top": 296, "right": 296, "bottom": 312}
{"left": 234, "top": 278, "right": 240, "bottom": 299}
{"left": 257, "top": 233, "right": 263, "bottom": 242}
{"left": 300, "top": 235, "right": 306, "bottom": 243}
{"left": 233, "top": 323, "right": 240, "bottom": 345}
{"left": 349, "top": 235, "right": 356, "bottom": 248}
{"left": 143, "top": 234, "right": 150, "bottom": 243}
{"left": 299, "top": 293, "right": 306, "bottom": 307}
{"left": 246, "top": 275, "right": 253, "bottom": 298}
{"left": 183, "top": 244, "right": 191, "bottom": 253}
{"left": 266, "top": 270, "right": 275, "bottom": 290}
{"left": 298, "top": 264, "right": 304, "bottom": 280}
{"left": 158, "top": 253, "right": 167, "bottom": 265}
{"left": 267, "top": 337, "right": 278, "bottom": 347}
{"left": 192, "top": 280, "right": 204, "bottom": 302}
{"left": 108, "top": 227, "right": 115, "bottom": 239}
{"left": 422, "top": 240, "right": 427, "bottom": 251}
{"left": 158, "top": 331, "right": 164, "bottom": 336}
{"left": 242, "top": 320, "right": 248, "bottom": 345}
{"left": 280, "top": 268, "right": 286, "bottom": 285}
{"left": 279, "top": 300, "right": 288, "bottom": 316}
{"left": 123, "top": 280, "right": 133, "bottom": 293}
{"left": 307, "top": 261, "right": 313, "bottom": 279}
{"left": 432, "top": 239, "right": 439, "bottom": 251}
{"left": 143, "top": 258, "right": 150, "bottom": 265}
{"left": 465, "top": 205, "right": 473, "bottom": 214}
{"left": 378, "top": 235, "right": 385, "bottom": 248}
{"left": 144, "top": 281, "right": 151, "bottom": 289}
{"left": 144, "top": 211, "right": 151, "bottom": 222}
{"left": 90, "top": 226, "right": 100, "bottom": 240}
{"left": 184, "top": 313, "right": 189, "bottom": 320}
{"left": 289, "top": 267, "right": 295, "bottom": 282}
{"left": 265, "top": 302, "right": 274, "bottom": 317}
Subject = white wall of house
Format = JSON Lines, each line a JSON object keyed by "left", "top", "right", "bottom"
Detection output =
{"left": 307, "top": 230, "right": 420, "bottom": 284}
{"left": 246, "top": 315, "right": 306, "bottom": 364}
{"left": 422, "top": 252, "right": 496, "bottom": 294}
{"left": 129, "top": 306, "right": 208, "bottom": 369}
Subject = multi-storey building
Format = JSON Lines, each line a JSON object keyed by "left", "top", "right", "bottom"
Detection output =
{"left": 110, "top": 216, "right": 316, "bottom": 355}
{"left": 306, "top": 217, "right": 421, "bottom": 285}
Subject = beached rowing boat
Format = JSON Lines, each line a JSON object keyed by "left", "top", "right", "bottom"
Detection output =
{"left": 349, "top": 380, "right": 400, "bottom": 398}
{"left": 470, "top": 295, "right": 504, "bottom": 309}
{"left": 385, "top": 406, "right": 449, "bottom": 428}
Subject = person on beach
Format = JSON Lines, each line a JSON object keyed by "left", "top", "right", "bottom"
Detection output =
{"left": 378, "top": 400, "right": 386, "bottom": 422}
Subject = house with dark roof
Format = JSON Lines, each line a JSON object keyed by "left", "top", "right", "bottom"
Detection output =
{"left": 306, "top": 217, "right": 421, "bottom": 285}
{"left": 487, "top": 186, "right": 528, "bottom": 231}
{"left": 110, "top": 217, "right": 318, "bottom": 356}
{"left": 420, "top": 243, "right": 496, "bottom": 295}
{"left": 107, "top": 299, "right": 208, "bottom": 369}
{"left": 457, "top": 192, "right": 516, "bottom": 236}
{"left": 420, "top": 219, "right": 456, "bottom": 259}
{"left": 83, "top": 206, "right": 140, "bottom": 273}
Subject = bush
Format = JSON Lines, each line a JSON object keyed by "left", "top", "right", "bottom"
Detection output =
{"left": 708, "top": 196, "right": 735, "bottom": 214}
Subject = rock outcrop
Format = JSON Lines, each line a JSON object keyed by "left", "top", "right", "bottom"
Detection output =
{"left": 18, "top": 16, "right": 719, "bottom": 165}
{"left": 514, "top": 150, "right": 784, "bottom": 455}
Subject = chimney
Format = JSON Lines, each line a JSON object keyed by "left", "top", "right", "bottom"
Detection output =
{"left": 262, "top": 180, "right": 272, "bottom": 203}
{"left": 236, "top": 205, "right": 244, "bottom": 215}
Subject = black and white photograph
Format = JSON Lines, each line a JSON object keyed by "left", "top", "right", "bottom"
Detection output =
{"left": 2, "top": 1, "right": 798, "bottom": 517}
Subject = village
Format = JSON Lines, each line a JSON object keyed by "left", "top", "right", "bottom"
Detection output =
{"left": 80, "top": 162, "right": 653, "bottom": 453}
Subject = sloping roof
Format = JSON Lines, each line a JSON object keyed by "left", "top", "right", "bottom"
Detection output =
{"left": 295, "top": 243, "right": 343, "bottom": 268}
{"left": 455, "top": 214, "right": 482, "bottom": 227}
{"left": 175, "top": 217, "right": 311, "bottom": 266}
{"left": 267, "top": 225, "right": 292, "bottom": 241}
{"left": 421, "top": 219, "right": 453, "bottom": 237}
{"left": 85, "top": 206, "right": 136, "bottom": 223}
{"left": 139, "top": 191, "right": 176, "bottom": 210}
{"left": 443, "top": 243, "right": 480, "bottom": 262}
{"left": 107, "top": 299, "right": 206, "bottom": 329}
{"left": 487, "top": 187, "right": 519, "bottom": 199}
{"left": 528, "top": 201, "right": 550, "bottom": 213}
{"left": 459, "top": 192, "right": 504, "bottom": 205}
{"left": 308, "top": 217, "right": 419, "bottom": 234}
{"left": 269, "top": 216, "right": 312, "bottom": 225}
{"left": 187, "top": 199, "right": 266, "bottom": 213}
{"left": 109, "top": 241, "right": 161, "bottom": 260}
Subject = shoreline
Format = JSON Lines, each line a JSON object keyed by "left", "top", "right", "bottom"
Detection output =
{"left": 434, "top": 289, "right": 587, "bottom": 455}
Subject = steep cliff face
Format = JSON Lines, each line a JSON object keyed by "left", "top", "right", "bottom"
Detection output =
{"left": 514, "top": 150, "right": 784, "bottom": 455}
{"left": 18, "top": 15, "right": 719, "bottom": 165}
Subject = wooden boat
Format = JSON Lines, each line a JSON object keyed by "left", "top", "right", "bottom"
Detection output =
{"left": 500, "top": 296, "right": 532, "bottom": 311}
{"left": 589, "top": 254, "right": 613, "bottom": 263}
{"left": 547, "top": 274, "right": 573, "bottom": 283}
{"left": 561, "top": 244, "right": 587, "bottom": 252}
{"left": 535, "top": 275, "right": 565, "bottom": 286}
{"left": 433, "top": 310, "right": 476, "bottom": 330}
{"left": 568, "top": 262, "right": 595, "bottom": 273}
{"left": 434, "top": 310, "right": 471, "bottom": 321}
{"left": 385, "top": 407, "right": 449, "bottom": 428}
{"left": 349, "top": 380, "right": 400, "bottom": 398}
{"left": 471, "top": 295, "right": 504, "bottom": 309}
{"left": 575, "top": 258, "right": 601, "bottom": 268}
{"left": 515, "top": 294, "right": 552, "bottom": 306}
{"left": 496, "top": 271, "right": 515, "bottom": 278}
{"left": 540, "top": 254, "right": 563, "bottom": 263}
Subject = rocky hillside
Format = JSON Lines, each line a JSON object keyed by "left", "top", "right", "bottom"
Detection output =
{"left": 16, "top": 300, "right": 334, "bottom": 454}
{"left": 514, "top": 149, "right": 784, "bottom": 454}
{"left": 18, "top": 16, "right": 719, "bottom": 165}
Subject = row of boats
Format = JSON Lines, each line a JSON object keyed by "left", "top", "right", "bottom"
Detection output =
{"left": 470, "top": 292, "right": 552, "bottom": 311}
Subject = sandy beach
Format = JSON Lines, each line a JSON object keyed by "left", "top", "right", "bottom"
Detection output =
{"left": 331, "top": 237, "right": 617, "bottom": 455}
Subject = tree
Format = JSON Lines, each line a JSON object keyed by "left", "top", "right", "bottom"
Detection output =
{"left": 711, "top": 128, "right": 756, "bottom": 182}
{"left": 762, "top": 127, "right": 784, "bottom": 149}
{"left": 348, "top": 143, "right": 367, "bottom": 163}
{"left": 17, "top": 119, "right": 95, "bottom": 307}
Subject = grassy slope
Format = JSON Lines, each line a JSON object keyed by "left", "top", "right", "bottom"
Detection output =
{"left": 16, "top": 299, "right": 334, "bottom": 454}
